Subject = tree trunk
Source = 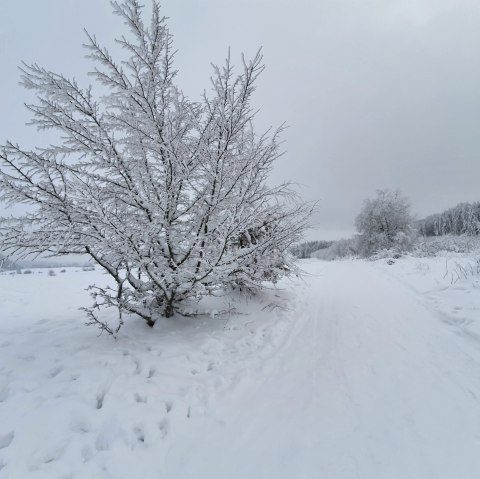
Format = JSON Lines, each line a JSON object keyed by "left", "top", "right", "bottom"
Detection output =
{"left": 164, "top": 299, "right": 174, "bottom": 318}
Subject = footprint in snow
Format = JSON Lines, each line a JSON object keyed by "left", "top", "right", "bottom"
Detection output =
{"left": 96, "top": 391, "right": 106, "bottom": 410}
{"left": 35, "top": 440, "right": 68, "bottom": 466}
{"left": 132, "top": 357, "right": 142, "bottom": 375}
{"left": 95, "top": 422, "right": 123, "bottom": 451}
{"left": 18, "top": 354, "right": 35, "bottom": 362}
{"left": 0, "top": 388, "right": 9, "bottom": 403}
{"left": 81, "top": 445, "right": 94, "bottom": 463}
{"left": 158, "top": 419, "right": 169, "bottom": 439}
{"left": 70, "top": 418, "right": 91, "bottom": 434}
{"left": 0, "top": 431, "right": 14, "bottom": 450}
{"left": 164, "top": 400, "right": 173, "bottom": 413}
{"left": 74, "top": 345, "right": 89, "bottom": 353}
{"left": 133, "top": 426, "right": 145, "bottom": 444}
{"left": 49, "top": 366, "right": 63, "bottom": 378}
{"left": 134, "top": 393, "right": 147, "bottom": 404}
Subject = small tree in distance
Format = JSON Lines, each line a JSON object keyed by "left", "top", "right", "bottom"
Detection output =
{"left": 0, "top": 0, "right": 311, "bottom": 333}
{"left": 355, "top": 189, "right": 415, "bottom": 256}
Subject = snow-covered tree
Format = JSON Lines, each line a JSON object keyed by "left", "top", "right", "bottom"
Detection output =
{"left": 355, "top": 189, "right": 414, "bottom": 256}
{"left": 0, "top": 0, "right": 311, "bottom": 332}
{"left": 419, "top": 202, "right": 480, "bottom": 237}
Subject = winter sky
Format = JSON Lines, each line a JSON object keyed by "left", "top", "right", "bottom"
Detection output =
{"left": 1, "top": 0, "right": 480, "bottom": 239}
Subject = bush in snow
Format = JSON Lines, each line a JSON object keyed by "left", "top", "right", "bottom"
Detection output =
{"left": 290, "top": 240, "right": 333, "bottom": 259}
{"left": 0, "top": 0, "right": 311, "bottom": 333}
{"left": 412, "top": 234, "right": 480, "bottom": 257}
{"left": 355, "top": 189, "right": 416, "bottom": 257}
{"left": 314, "top": 237, "right": 358, "bottom": 261}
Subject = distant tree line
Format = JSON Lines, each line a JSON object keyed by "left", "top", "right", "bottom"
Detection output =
{"left": 293, "top": 189, "right": 416, "bottom": 259}
{"left": 418, "top": 202, "right": 480, "bottom": 237}
{"left": 290, "top": 240, "right": 333, "bottom": 259}
{"left": 295, "top": 195, "right": 480, "bottom": 262}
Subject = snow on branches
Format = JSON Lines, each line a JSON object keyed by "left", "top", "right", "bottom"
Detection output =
{"left": 355, "top": 189, "right": 415, "bottom": 256}
{"left": 0, "top": 0, "right": 311, "bottom": 332}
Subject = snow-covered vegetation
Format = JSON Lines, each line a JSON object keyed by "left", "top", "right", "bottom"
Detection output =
{"left": 289, "top": 240, "right": 332, "bottom": 259}
{"left": 2, "top": 250, "right": 480, "bottom": 477}
{"left": 304, "top": 193, "right": 480, "bottom": 262}
{"left": 419, "top": 201, "right": 480, "bottom": 237}
{"left": 0, "top": 0, "right": 311, "bottom": 333}
{"left": 2, "top": 0, "right": 480, "bottom": 478}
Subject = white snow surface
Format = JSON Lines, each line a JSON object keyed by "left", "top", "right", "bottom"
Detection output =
{"left": 1, "top": 258, "right": 480, "bottom": 478}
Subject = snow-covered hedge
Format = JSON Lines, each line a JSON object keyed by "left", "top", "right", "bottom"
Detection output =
{"left": 412, "top": 235, "right": 480, "bottom": 257}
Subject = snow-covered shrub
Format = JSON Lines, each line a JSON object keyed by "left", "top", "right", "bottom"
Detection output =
{"left": 314, "top": 237, "right": 358, "bottom": 260}
{"left": 355, "top": 189, "right": 415, "bottom": 257}
{"left": 413, "top": 234, "right": 480, "bottom": 257}
{"left": 291, "top": 240, "right": 333, "bottom": 259}
{"left": 0, "top": 1, "right": 311, "bottom": 333}
{"left": 394, "top": 230, "right": 417, "bottom": 252}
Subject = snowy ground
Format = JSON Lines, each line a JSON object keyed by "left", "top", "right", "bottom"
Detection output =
{"left": 1, "top": 257, "right": 480, "bottom": 478}
{"left": 376, "top": 254, "right": 480, "bottom": 341}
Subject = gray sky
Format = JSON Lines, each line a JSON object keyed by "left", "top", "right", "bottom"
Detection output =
{"left": 1, "top": 0, "right": 480, "bottom": 239}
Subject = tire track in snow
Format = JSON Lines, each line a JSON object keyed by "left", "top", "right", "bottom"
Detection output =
{"left": 165, "top": 260, "right": 480, "bottom": 479}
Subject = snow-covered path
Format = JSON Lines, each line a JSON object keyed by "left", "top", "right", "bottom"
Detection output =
{"left": 167, "top": 260, "right": 480, "bottom": 479}
{"left": 2, "top": 260, "right": 480, "bottom": 478}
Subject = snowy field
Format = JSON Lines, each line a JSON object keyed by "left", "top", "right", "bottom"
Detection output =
{"left": 1, "top": 256, "right": 480, "bottom": 478}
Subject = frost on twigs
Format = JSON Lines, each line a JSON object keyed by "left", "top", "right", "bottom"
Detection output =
{"left": 355, "top": 189, "right": 416, "bottom": 257}
{"left": 0, "top": 1, "right": 312, "bottom": 334}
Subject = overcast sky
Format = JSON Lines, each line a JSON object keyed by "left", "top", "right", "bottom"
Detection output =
{"left": 1, "top": 0, "right": 480, "bottom": 239}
